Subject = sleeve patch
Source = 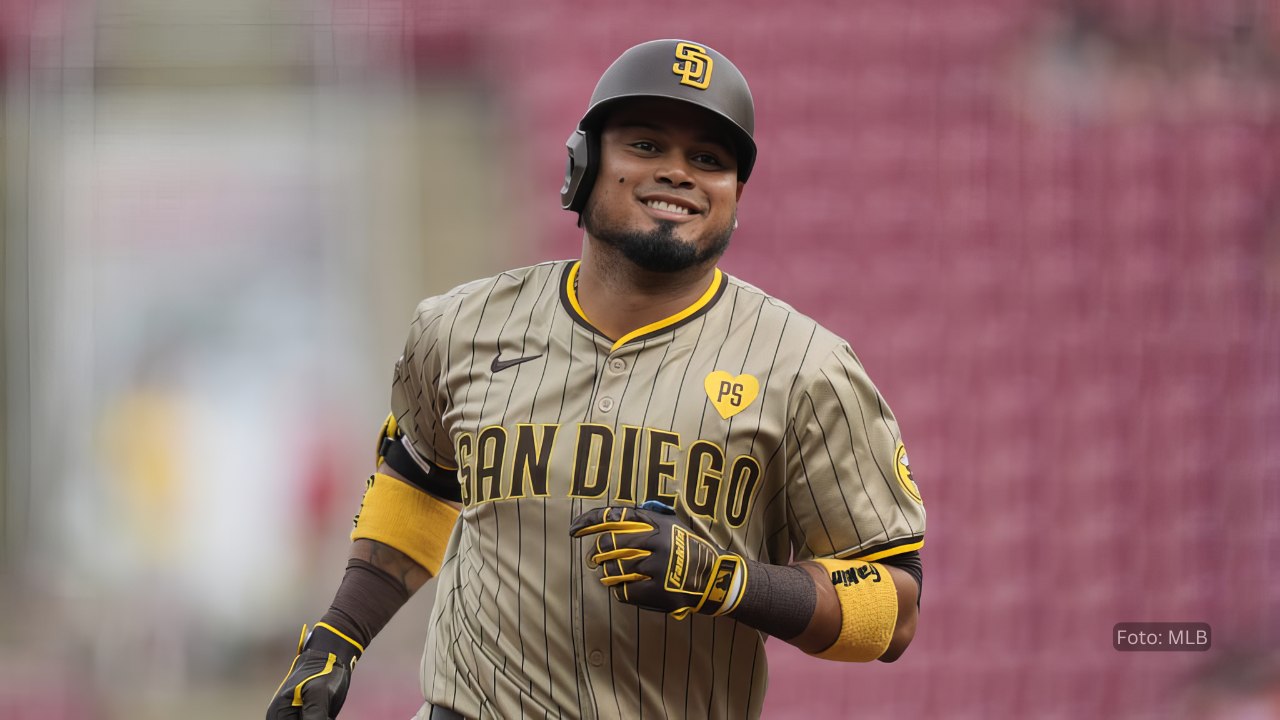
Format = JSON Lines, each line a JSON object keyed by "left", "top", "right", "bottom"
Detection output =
{"left": 894, "top": 442, "right": 922, "bottom": 504}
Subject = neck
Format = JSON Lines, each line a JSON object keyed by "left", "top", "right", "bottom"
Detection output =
{"left": 576, "top": 238, "right": 719, "bottom": 342}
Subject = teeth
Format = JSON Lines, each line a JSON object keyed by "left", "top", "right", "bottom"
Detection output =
{"left": 647, "top": 200, "right": 690, "bottom": 215}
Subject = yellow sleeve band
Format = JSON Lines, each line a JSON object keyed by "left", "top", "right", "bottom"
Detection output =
{"left": 809, "top": 558, "right": 899, "bottom": 662}
{"left": 350, "top": 473, "right": 459, "bottom": 576}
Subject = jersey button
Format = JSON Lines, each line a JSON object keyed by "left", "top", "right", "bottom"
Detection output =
{"left": 589, "top": 650, "right": 604, "bottom": 667}
{"left": 609, "top": 358, "right": 627, "bottom": 372}
{"left": 597, "top": 396, "right": 615, "bottom": 413}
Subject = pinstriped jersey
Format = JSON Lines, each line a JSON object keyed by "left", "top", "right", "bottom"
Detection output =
{"left": 390, "top": 259, "right": 926, "bottom": 720}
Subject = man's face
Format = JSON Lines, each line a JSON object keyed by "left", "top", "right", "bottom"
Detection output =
{"left": 582, "top": 98, "right": 744, "bottom": 273}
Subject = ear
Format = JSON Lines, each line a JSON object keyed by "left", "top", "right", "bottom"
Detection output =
{"left": 736, "top": 181, "right": 745, "bottom": 202}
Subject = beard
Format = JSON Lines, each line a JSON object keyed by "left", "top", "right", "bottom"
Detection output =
{"left": 582, "top": 198, "right": 734, "bottom": 273}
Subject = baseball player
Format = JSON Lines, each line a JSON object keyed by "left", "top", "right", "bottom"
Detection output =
{"left": 267, "top": 39, "right": 926, "bottom": 720}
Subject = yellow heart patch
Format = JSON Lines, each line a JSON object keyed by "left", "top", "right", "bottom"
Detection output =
{"left": 704, "top": 371, "right": 760, "bottom": 419}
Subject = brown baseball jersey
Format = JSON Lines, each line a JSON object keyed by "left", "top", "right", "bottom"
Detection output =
{"left": 390, "top": 259, "right": 925, "bottom": 720}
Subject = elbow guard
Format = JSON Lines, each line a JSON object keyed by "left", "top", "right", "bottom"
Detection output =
{"left": 351, "top": 473, "right": 459, "bottom": 575}
{"left": 808, "top": 558, "right": 899, "bottom": 662}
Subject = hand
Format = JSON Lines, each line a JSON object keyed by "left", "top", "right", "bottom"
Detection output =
{"left": 266, "top": 623, "right": 363, "bottom": 720}
{"left": 569, "top": 501, "right": 747, "bottom": 619}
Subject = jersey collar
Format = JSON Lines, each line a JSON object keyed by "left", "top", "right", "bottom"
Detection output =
{"left": 560, "top": 260, "right": 727, "bottom": 351}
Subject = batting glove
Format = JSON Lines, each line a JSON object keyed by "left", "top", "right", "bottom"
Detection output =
{"left": 266, "top": 622, "right": 363, "bottom": 720}
{"left": 570, "top": 501, "right": 747, "bottom": 619}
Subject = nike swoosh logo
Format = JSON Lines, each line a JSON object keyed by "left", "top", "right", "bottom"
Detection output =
{"left": 491, "top": 353, "right": 543, "bottom": 373}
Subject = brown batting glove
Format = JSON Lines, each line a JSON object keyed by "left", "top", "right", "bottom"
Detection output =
{"left": 569, "top": 501, "right": 747, "bottom": 619}
{"left": 266, "top": 623, "right": 363, "bottom": 720}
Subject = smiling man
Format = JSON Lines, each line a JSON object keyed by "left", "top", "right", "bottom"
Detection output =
{"left": 580, "top": 98, "right": 741, "bottom": 275}
{"left": 267, "top": 39, "right": 927, "bottom": 720}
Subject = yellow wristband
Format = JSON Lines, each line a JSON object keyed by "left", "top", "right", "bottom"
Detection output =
{"left": 809, "top": 558, "right": 899, "bottom": 662}
{"left": 351, "top": 473, "right": 459, "bottom": 575}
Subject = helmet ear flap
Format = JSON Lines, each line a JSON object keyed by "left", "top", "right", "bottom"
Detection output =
{"left": 561, "top": 129, "right": 598, "bottom": 213}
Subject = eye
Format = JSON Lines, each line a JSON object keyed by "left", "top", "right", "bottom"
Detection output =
{"left": 630, "top": 141, "right": 658, "bottom": 153}
{"left": 693, "top": 152, "right": 727, "bottom": 169}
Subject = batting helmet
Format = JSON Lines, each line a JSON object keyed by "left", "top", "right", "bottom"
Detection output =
{"left": 560, "top": 39, "right": 757, "bottom": 213}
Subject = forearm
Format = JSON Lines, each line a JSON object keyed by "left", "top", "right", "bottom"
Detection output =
{"left": 728, "top": 559, "right": 919, "bottom": 661}
{"left": 318, "top": 539, "right": 428, "bottom": 649}
{"left": 351, "top": 537, "right": 432, "bottom": 594}
{"left": 877, "top": 566, "right": 919, "bottom": 661}
{"left": 726, "top": 560, "right": 824, "bottom": 646}
{"left": 320, "top": 461, "right": 456, "bottom": 648}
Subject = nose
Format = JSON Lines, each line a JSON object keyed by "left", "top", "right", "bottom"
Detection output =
{"left": 655, "top": 159, "right": 695, "bottom": 189}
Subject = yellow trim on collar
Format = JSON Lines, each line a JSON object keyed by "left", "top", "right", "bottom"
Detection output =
{"left": 566, "top": 261, "right": 724, "bottom": 351}
{"left": 566, "top": 261, "right": 589, "bottom": 322}
{"left": 612, "top": 268, "right": 722, "bottom": 350}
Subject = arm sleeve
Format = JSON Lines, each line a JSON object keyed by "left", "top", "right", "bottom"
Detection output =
{"left": 389, "top": 296, "right": 458, "bottom": 472}
{"left": 786, "top": 343, "right": 926, "bottom": 563}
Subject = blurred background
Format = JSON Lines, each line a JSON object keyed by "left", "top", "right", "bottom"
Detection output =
{"left": 1, "top": 1, "right": 1276, "bottom": 718}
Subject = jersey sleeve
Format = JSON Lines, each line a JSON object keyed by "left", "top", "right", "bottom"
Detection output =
{"left": 786, "top": 343, "right": 925, "bottom": 563}
{"left": 389, "top": 296, "right": 458, "bottom": 471}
